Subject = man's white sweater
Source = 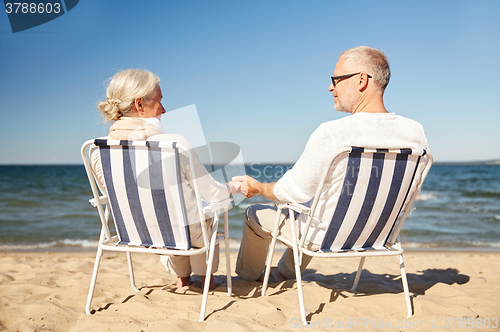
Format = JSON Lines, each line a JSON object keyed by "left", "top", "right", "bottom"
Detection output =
{"left": 273, "top": 112, "right": 430, "bottom": 245}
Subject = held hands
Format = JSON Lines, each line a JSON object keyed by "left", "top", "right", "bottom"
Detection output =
{"left": 226, "top": 180, "right": 242, "bottom": 195}
{"left": 228, "top": 175, "right": 273, "bottom": 200}
{"left": 231, "top": 175, "right": 261, "bottom": 199}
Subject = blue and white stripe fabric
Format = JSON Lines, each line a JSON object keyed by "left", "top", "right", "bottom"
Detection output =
{"left": 320, "top": 147, "right": 426, "bottom": 252}
{"left": 94, "top": 139, "right": 191, "bottom": 249}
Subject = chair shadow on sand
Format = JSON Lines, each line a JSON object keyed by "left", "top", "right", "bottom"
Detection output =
{"left": 92, "top": 277, "right": 238, "bottom": 315}
{"left": 92, "top": 267, "right": 469, "bottom": 319}
{"left": 301, "top": 267, "right": 470, "bottom": 296}
{"left": 263, "top": 267, "right": 470, "bottom": 320}
{"left": 229, "top": 266, "right": 469, "bottom": 297}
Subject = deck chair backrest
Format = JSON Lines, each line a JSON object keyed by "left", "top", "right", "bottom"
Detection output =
{"left": 319, "top": 147, "right": 427, "bottom": 252}
{"left": 95, "top": 139, "right": 192, "bottom": 250}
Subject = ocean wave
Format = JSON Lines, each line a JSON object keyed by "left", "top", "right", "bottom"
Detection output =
{"left": 417, "top": 192, "right": 438, "bottom": 201}
{"left": 484, "top": 215, "right": 500, "bottom": 224}
{"left": 0, "top": 238, "right": 285, "bottom": 252}
{"left": 0, "top": 239, "right": 99, "bottom": 250}
{"left": 403, "top": 241, "right": 500, "bottom": 249}
{"left": 463, "top": 240, "right": 500, "bottom": 248}
{"left": 1, "top": 238, "right": 498, "bottom": 251}
{"left": 403, "top": 242, "right": 442, "bottom": 249}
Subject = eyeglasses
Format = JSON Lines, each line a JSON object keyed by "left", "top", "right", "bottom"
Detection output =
{"left": 331, "top": 72, "right": 372, "bottom": 88}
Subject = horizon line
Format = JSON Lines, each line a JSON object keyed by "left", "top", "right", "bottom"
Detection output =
{"left": 1, "top": 159, "right": 500, "bottom": 166}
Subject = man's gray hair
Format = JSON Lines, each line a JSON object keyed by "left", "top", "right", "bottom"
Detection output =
{"left": 339, "top": 46, "right": 391, "bottom": 92}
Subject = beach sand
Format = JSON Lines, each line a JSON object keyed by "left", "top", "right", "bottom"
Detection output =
{"left": 0, "top": 250, "right": 499, "bottom": 331}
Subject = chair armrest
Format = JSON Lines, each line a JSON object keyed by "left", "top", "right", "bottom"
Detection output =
{"left": 203, "top": 198, "right": 232, "bottom": 214}
{"left": 89, "top": 195, "right": 108, "bottom": 207}
{"left": 277, "top": 202, "right": 310, "bottom": 214}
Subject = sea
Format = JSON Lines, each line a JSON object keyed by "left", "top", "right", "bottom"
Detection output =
{"left": 0, "top": 163, "right": 499, "bottom": 251}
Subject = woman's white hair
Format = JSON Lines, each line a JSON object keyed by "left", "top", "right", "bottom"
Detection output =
{"left": 98, "top": 69, "right": 160, "bottom": 122}
{"left": 339, "top": 46, "right": 390, "bottom": 93}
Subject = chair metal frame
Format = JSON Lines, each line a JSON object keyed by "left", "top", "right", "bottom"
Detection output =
{"left": 261, "top": 146, "right": 433, "bottom": 323}
{"left": 81, "top": 139, "right": 233, "bottom": 322}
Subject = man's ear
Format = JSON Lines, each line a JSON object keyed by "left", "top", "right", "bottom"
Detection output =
{"left": 358, "top": 73, "right": 369, "bottom": 92}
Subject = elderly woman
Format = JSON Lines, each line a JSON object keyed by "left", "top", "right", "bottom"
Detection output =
{"left": 92, "top": 69, "right": 240, "bottom": 288}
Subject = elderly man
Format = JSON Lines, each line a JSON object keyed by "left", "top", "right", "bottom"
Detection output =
{"left": 233, "top": 46, "right": 430, "bottom": 282}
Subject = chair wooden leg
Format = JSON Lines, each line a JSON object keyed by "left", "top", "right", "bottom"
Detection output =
{"left": 223, "top": 211, "right": 232, "bottom": 297}
{"left": 126, "top": 252, "right": 140, "bottom": 292}
{"left": 351, "top": 257, "right": 365, "bottom": 292}
{"left": 262, "top": 207, "right": 283, "bottom": 296}
{"left": 85, "top": 247, "right": 103, "bottom": 314}
{"left": 398, "top": 254, "right": 413, "bottom": 318}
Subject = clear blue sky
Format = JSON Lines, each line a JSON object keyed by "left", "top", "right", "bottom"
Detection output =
{"left": 1, "top": 1, "right": 499, "bottom": 164}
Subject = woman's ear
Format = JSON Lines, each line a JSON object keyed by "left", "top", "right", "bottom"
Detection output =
{"left": 134, "top": 97, "right": 144, "bottom": 115}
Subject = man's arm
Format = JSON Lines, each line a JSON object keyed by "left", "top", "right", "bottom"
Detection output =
{"left": 232, "top": 175, "right": 279, "bottom": 201}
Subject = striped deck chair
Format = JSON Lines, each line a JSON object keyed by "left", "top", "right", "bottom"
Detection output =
{"left": 261, "top": 146, "right": 433, "bottom": 323}
{"left": 81, "top": 139, "right": 232, "bottom": 322}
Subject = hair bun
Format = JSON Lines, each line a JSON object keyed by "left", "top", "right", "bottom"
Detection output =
{"left": 107, "top": 97, "right": 122, "bottom": 107}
